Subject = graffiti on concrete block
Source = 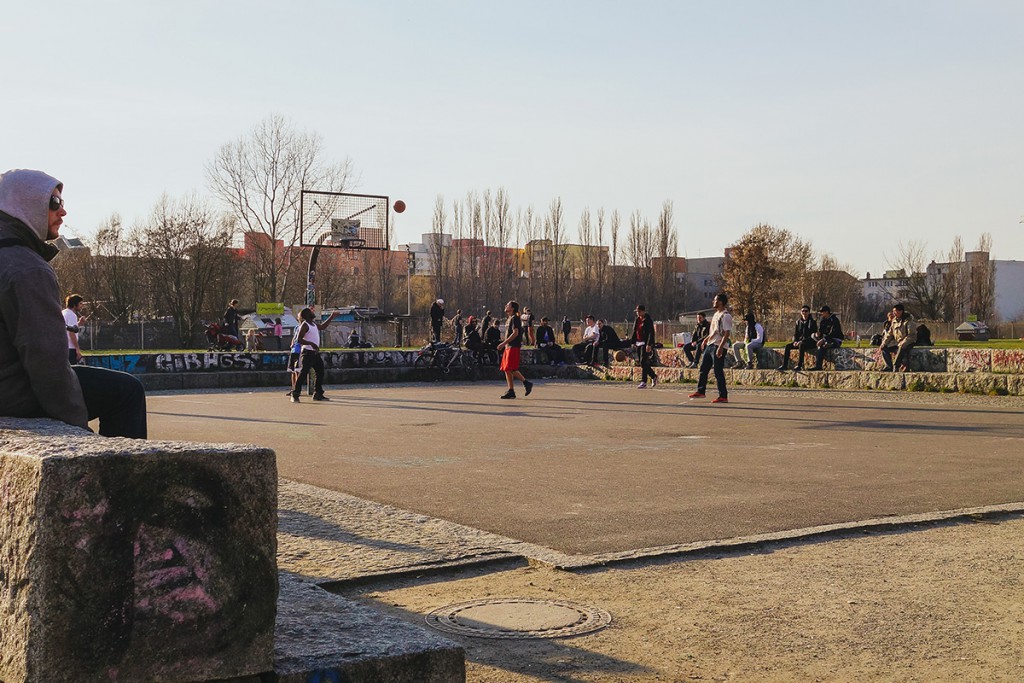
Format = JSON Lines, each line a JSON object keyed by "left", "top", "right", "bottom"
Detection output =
{"left": 53, "top": 461, "right": 276, "bottom": 675}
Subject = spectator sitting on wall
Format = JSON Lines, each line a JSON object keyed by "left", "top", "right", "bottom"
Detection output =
{"left": 809, "top": 305, "right": 844, "bottom": 371}
{"left": 683, "top": 312, "right": 710, "bottom": 369}
{"left": 597, "top": 319, "right": 626, "bottom": 366}
{"left": 572, "top": 315, "right": 600, "bottom": 364}
{"left": 484, "top": 319, "right": 502, "bottom": 353}
{"left": 536, "top": 316, "right": 564, "bottom": 365}
{"left": 878, "top": 303, "right": 917, "bottom": 372}
{"left": 0, "top": 168, "right": 147, "bottom": 438}
{"left": 777, "top": 305, "right": 817, "bottom": 371}
{"left": 347, "top": 330, "right": 361, "bottom": 348}
{"left": 731, "top": 312, "right": 764, "bottom": 370}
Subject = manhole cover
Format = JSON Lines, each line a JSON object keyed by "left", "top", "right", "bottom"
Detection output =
{"left": 425, "top": 598, "right": 612, "bottom": 639}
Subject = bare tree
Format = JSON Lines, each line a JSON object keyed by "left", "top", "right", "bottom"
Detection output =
{"left": 207, "top": 114, "right": 353, "bottom": 302}
{"left": 91, "top": 213, "right": 142, "bottom": 323}
{"left": 968, "top": 233, "right": 995, "bottom": 320}
{"left": 889, "top": 241, "right": 946, "bottom": 320}
{"left": 429, "top": 195, "right": 450, "bottom": 302}
{"left": 653, "top": 200, "right": 679, "bottom": 317}
{"left": 135, "top": 194, "right": 234, "bottom": 347}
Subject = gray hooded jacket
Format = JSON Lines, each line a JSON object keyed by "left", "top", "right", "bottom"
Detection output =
{"left": 0, "top": 169, "right": 89, "bottom": 428}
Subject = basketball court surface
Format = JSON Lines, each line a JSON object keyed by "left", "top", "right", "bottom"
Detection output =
{"left": 148, "top": 382, "right": 1024, "bottom": 559}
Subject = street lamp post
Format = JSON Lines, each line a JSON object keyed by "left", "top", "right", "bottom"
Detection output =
{"left": 406, "top": 246, "right": 415, "bottom": 317}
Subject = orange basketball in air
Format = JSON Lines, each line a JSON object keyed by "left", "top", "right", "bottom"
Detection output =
{"left": 393, "top": 200, "right": 406, "bottom": 213}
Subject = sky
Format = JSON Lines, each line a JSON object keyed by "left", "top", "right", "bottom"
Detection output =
{"left": 4, "top": 0, "right": 1023, "bottom": 277}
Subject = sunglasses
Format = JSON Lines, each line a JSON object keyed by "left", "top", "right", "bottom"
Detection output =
{"left": 49, "top": 195, "right": 64, "bottom": 211}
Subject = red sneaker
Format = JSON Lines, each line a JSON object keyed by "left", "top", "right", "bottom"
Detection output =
{"left": 688, "top": 392, "right": 706, "bottom": 399}
{"left": 712, "top": 397, "right": 729, "bottom": 403}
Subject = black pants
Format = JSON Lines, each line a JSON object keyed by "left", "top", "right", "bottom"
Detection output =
{"left": 293, "top": 350, "right": 325, "bottom": 397}
{"left": 537, "top": 344, "right": 563, "bottom": 364}
{"left": 697, "top": 343, "right": 728, "bottom": 399}
{"left": 813, "top": 339, "right": 843, "bottom": 369}
{"left": 431, "top": 322, "right": 442, "bottom": 343}
{"left": 72, "top": 365, "right": 148, "bottom": 438}
{"left": 572, "top": 342, "right": 595, "bottom": 363}
{"left": 881, "top": 343, "right": 915, "bottom": 371}
{"left": 639, "top": 346, "right": 656, "bottom": 383}
{"left": 683, "top": 342, "right": 699, "bottom": 365}
{"left": 780, "top": 339, "right": 817, "bottom": 368}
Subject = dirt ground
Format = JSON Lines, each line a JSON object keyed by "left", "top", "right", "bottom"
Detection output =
{"left": 339, "top": 515, "right": 1024, "bottom": 682}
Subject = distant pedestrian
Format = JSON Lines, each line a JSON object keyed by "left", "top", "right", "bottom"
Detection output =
{"left": 561, "top": 316, "right": 572, "bottom": 344}
{"left": 62, "top": 293, "right": 88, "bottom": 364}
{"left": 633, "top": 304, "right": 657, "bottom": 388}
{"left": 430, "top": 298, "right": 445, "bottom": 343}
{"left": 273, "top": 317, "right": 283, "bottom": 350}
{"left": 452, "top": 308, "right": 464, "bottom": 344}
{"left": 496, "top": 300, "right": 533, "bottom": 400}
{"left": 223, "top": 299, "right": 241, "bottom": 339}
{"left": 690, "top": 293, "right": 732, "bottom": 403}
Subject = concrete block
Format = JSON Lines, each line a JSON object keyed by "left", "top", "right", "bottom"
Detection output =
{"left": 913, "top": 348, "right": 947, "bottom": 372}
{"left": 0, "top": 418, "right": 278, "bottom": 683}
{"left": 861, "top": 371, "right": 905, "bottom": 391}
{"left": 991, "top": 349, "right": 1024, "bottom": 374}
{"left": 269, "top": 576, "right": 464, "bottom": 683}
{"left": 948, "top": 348, "right": 991, "bottom": 373}
{"left": 1007, "top": 374, "right": 1024, "bottom": 396}
{"left": 956, "top": 373, "right": 1007, "bottom": 395}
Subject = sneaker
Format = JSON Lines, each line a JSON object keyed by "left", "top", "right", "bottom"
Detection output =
{"left": 524, "top": 380, "right": 534, "bottom": 396}
{"left": 688, "top": 392, "right": 706, "bottom": 399}
{"left": 290, "top": 394, "right": 299, "bottom": 403}
{"left": 687, "top": 362, "right": 697, "bottom": 369}
{"left": 637, "top": 382, "right": 647, "bottom": 389}
{"left": 312, "top": 394, "right": 329, "bottom": 401}
{"left": 793, "top": 365, "right": 803, "bottom": 371}
{"left": 712, "top": 397, "right": 729, "bottom": 404}
{"left": 651, "top": 376, "right": 658, "bottom": 387}
{"left": 776, "top": 365, "right": 788, "bottom": 371}
{"left": 500, "top": 390, "right": 516, "bottom": 399}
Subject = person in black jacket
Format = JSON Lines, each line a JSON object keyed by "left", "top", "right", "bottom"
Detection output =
{"left": 683, "top": 312, "right": 710, "bottom": 368}
{"left": 633, "top": 304, "right": 657, "bottom": 388}
{"left": 596, "top": 319, "right": 625, "bottom": 366}
{"left": 777, "top": 305, "right": 818, "bottom": 371}
{"left": 810, "top": 305, "right": 844, "bottom": 371}
{"left": 536, "top": 317, "right": 564, "bottom": 365}
{"left": 429, "top": 298, "right": 445, "bottom": 342}
{"left": 561, "top": 316, "right": 572, "bottom": 344}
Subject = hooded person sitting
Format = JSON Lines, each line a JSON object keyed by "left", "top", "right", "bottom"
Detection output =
{"left": 0, "top": 169, "right": 147, "bottom": 438}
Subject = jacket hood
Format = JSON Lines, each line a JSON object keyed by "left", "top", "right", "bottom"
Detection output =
{"left": 0, "top": 169, "right": 62, "bottom": 242}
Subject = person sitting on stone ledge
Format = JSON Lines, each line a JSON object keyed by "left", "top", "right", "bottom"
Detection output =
{"left": 731, "top": 312, "right": 764, "bottom": 369}
{"left": 572, "top": 315, "right": 600, "bottom": 364}
{"left": 535, "top": 316, "right": 564, "bottom": 365}
{"left": 683, "top": 312, "right": 710, "bottom": 368}
{"left": 0, "top": 169, "right": 147, "bottom": 438}
{"left": 809, "top": 305, "right": 844, "bottom": 371}
{"left": 778, "top": 305, "right": 818, "bottom": 371}
{"left": 879, "top": 303, "right": 917, "bottom": 372}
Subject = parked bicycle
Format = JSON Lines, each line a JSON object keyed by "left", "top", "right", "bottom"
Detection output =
{"left": 414, "top": 341, "right": 480, "bottom": 380}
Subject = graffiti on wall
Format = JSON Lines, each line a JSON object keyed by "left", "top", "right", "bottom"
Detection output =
{"left": 53, "top": 461, "right": 276, "bottom": 675}
{"left": 85, "top": 351, "right": 426, "bottom": 374}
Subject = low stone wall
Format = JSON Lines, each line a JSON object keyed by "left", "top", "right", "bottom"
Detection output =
{"left": 0, "top": 418, "right": 278, "bottom": 683}
{"left": 79, "top": 346, "right": 1024, "bottom": 396}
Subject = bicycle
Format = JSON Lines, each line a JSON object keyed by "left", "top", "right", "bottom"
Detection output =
{"left": 414, "top": 342, "right": 480, "bottom": 380}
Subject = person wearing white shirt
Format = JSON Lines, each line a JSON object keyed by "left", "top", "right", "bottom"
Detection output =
{"left": 571, "top": 315, "right": 600, "bottom": 364}
{"left": 731, "top": 312, "right": 764, "bottom": 369}
{"left": 690, "top": 293, "right": 733, "bottom": 403}
{"left": 61, "top": 293, "right": 87, "bottom": 365}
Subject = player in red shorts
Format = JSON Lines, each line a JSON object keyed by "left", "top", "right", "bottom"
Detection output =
{"left": 496, "top": 300, "right": 534, "bottom": 400}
